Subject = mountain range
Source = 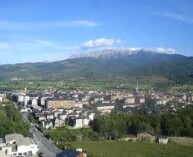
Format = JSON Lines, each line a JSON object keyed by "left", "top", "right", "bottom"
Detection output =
{"left": 0, "top": 49, "right": 193, "bottom": 83}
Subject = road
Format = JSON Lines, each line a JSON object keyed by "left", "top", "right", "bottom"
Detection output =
{"left": 23, "top": 113, "right": 61, "bottom": 157}
{"left": 32, "top": 126, "right": 61, "bottom": 157}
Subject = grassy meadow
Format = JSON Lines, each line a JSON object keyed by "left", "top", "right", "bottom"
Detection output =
{"left": 68, "top": 141, "right": 193, "bottom": 157}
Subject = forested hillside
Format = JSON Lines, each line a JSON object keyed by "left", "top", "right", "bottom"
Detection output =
{"left": 0, "top": 101, "right": 30, "bottom": 137}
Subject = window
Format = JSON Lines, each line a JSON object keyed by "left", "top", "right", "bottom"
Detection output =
{"left": 18, "top": 153, "right": 22, "bottom": 155}
{"left": 28, "top": 151, "right": 32, "bottom": 156}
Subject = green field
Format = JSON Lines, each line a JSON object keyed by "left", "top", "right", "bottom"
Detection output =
{"left": 0, "top": 80, "right": 151, "bottom": 90}
{"left": 68, "top": 141, "right": 193, "bottom": 157}
{"left": 1, "top": 79, "right": 193, "bottom": 91}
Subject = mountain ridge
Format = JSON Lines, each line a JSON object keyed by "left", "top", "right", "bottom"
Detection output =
{"left": 70, "top": 49, "right": 184, "bottom": 60}
{"left": 0, "top": 49, "right": 192, "bottom": 83}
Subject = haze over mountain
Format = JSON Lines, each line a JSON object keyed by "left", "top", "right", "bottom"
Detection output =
{"left": 0, "top": 49, "right": 193, "bottom": 83}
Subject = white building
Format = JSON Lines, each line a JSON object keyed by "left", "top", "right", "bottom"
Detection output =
{"left": 24, "top": 96, "right": 30, "bottom": 106}
{"left": 83, "top": 118, "right": 90, "bottom": 126}
{"left": 32, "top": 104, "right": 42, "bottom": 112}
{"left": 88, "top": 112, "right": 95, "bottom": 121}
{"left": 58, "top": 113, "right": 67, "bottom": 120}
{"left": 139, "top": 98, "right": 145, "bottom": 104}
{"left": 40, "top": 97, "right": 47, "bottom": 106}
{"left": 32, "top": 98, "right": 38, "bottom": 106}
{"left": 74, "top": 118, "right": 83, "bottom": 128}
{"left": 74, "top": 102, "right": 83, "bottom": 108}
{"left": 46, "top": 114, "right": 54, "bottom": 120}
{"left": 68, "top": 117, "right": 83, "bottom": 129}
{"left": 54, "top": 118, "right": 65, "bottom": 127}
{"left": 158, "top": 136, "right": 168, "bottom": 144}
{"left": 0, "top": 96, "right": 3, "bottom": 102}
{"left": 0, "top": 93, "right": 5, "bottom": 102}
{"left": 1, "top": 134, "right": 39, "bottom": 157}
{"left": 44, "top": 121, "right": 53, "bottom": 129}
{"left": 17, "top": 94, "right": 26, "bottom": 103}
{"left": 36, "top": 114, "right": 46, "bottom": 121}
{"left": 96, "top": 104, "right": 115, "bottom": 113}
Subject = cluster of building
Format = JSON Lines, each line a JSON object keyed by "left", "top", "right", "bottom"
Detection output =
{"left": 8, "top": 91, "right": 96, "bottom": 129}
{"left": 2, "top": 88, "right": 193, "bottom": 131}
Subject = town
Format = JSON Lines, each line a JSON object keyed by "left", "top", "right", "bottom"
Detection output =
{"left": 0, "top": 86, "right": 193, "bottom": 157}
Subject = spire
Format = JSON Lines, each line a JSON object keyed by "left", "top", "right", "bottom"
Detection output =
{"left": 136, "top": 81, "right": 139, "bottom": 93}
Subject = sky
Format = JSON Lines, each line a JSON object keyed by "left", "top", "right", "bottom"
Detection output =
{"left": 0, "top": 0, "right": 193, "bottom": 64}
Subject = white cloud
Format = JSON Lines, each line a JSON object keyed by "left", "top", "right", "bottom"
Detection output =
{"left": 82, "top": 38, "right": 121, "bottom": 49}
{"left": 41, "top": 20, "right": 99, "bottom": 27}
{"left": 156, "top": 47, "right": 176, "bottom": 54}
{"left": 155, "top": 12, "right": 193, "bottom": 24}
{"left": 0, "top": 20, "right": 99, "bottom": 30}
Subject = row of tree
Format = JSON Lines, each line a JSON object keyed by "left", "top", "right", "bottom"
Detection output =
{"left": 90, "top": 106, "right": 193, "bottom": 138}
{"left": 0, "top": 102, "right": 30, "bottom": 137}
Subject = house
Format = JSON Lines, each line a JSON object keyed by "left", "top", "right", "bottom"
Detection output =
{"left": 157, "top": 136, "right": 168, "bottom": 144}
{"left": 88, "top": 112, "right": 95, "bottom": 121}
{"left": 42, "top": 120, "right": 54, "bottom": 129}
{"left": 68, "top": 117, "right": 83, "bottom": 128}
{"left": 65, "top": 109, "right": 74, "bottom": 114}
{"left": 137, "top": 129, "right": 156, "bottom": 142}
{"left": 1, "top": 134, "right": 38, "bottom": 157}
{"left": 40, "top": 97, "right": 47, "bottom": 106}
{"left": 46, "top": 99, "right": 76, "bottom": 109}
{"left": 20, "top": 107, "right": 28, "bottom": 113}
{"left": 24, "top": 96, "right": 30, "bottom": 106}
{"left": 74, "top": 102, "right": 83, "bottom": 108}
{"left": 58, "top": 113, "right": 67, "bottom": 120}
{"left": 125, "top": 97, "right": 135, "bottom": 104}
{"left": 0, "top": 93, "right": 6, "bottom": 102}
{"left": 32, "top": 98, "right": 38, "bottom": 106}
{"left": 31, "top": 104, "right": 42, "bottom": 112}
{"left": 36, "top": 114, "right": 46, "bottom": 121}
{"left": 54, "top": 118, "right": 65, "bottom": 127}
{"left": 42, "top": 109, "right": 51, "bottom": 114}
{"left": 53, "top": 110, "right": 62, "bottom": 118}
{"left": 17, "top": 93, "right": 26, "bottom": 103}
{"left": 139, "top": 97, "right": 145, "bottom": 104}
{"left": 82, "top": 118, "right": 90, "bottom": 126}
{"left": 56, "top": 149, "right": 87, "bottom": 157}
{"left": 0, "top": 96, "right": 3, "bottom": 102}
{"left": 96, "top": 103, "right": 115, "bottom": 113}
{"left": 46, "top": 114, "right": 54, "bottom": 120}
{"left": 119, "top": 135, "right": 137, "bottom": 142}
{"left": 123, "top": 104, "right": 139, "bottom": 108}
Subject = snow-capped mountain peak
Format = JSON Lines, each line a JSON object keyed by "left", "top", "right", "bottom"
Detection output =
{"left": 71, "top": 48, "right": 156, "bottom": 59}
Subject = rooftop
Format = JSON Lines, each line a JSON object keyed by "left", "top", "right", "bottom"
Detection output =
{"left": 56, "top": 149, "right": 81, "bottom": 157}
{"left": 5, "top": 134, "right": 36, "bottom": 146}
